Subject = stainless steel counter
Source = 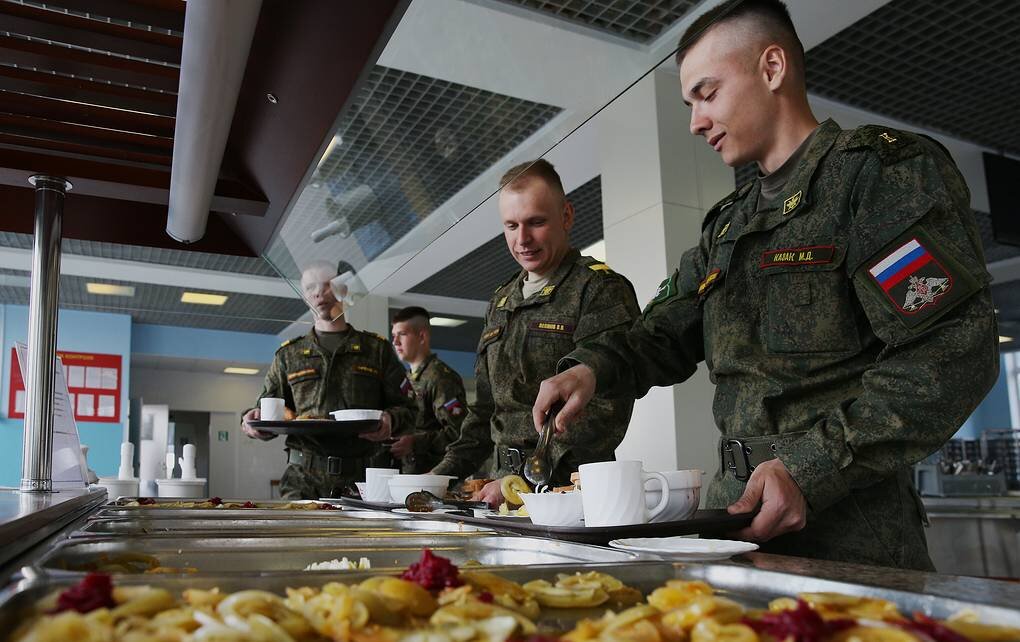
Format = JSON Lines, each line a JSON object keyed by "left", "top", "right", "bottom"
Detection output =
{"left": 922, "top": 495, "right": 1020, "bottom": 579}
{"left": 0, "top": 487, "right": 106, "bottom": 575}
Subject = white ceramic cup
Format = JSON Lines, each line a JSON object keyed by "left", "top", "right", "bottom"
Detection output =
{"left": 364, "top": 467, "right": 399, "bottom": 502}
{"left": 644, "top": 469, "right": 702, "bottom": 523}
{"left": 579, "top": 460, "right": 671, "bottom": 527}
{"left": 260, "top": 397, "right": 285, "bottom": 421}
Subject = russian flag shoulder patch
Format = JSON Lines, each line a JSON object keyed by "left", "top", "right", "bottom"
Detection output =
{"left": 866, "top": 233, "right": 963, "bottom": 327}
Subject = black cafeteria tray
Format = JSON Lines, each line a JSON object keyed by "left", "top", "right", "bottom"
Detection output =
{"left": 249, "top": 419, "right": 378, "bottom": 436}
{"left": 382, "top": 508, "right": 755, "bottom": 546}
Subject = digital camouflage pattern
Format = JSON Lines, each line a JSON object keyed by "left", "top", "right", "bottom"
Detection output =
{"left": 402, "top": 352, "right": 468, "bottom": 473}
{"left": 279, "top": 463, "right": 354, "bottom": 500}
{"left": 434, "top": 249, "right": 640, "bottom": 486}
{"left": 565, "top": 120, "right": 999, "bottom": 570}
{"left": 253, "top": 326, "right": 416, "bottom": 497}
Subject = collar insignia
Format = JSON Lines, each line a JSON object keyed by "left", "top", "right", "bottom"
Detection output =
{"left": 782, "top": 190, "right": 803, "bottom": 215}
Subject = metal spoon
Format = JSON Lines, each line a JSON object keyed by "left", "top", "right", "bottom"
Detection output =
{"left": 524, "top": 402, "right": 563, "bottom": 491}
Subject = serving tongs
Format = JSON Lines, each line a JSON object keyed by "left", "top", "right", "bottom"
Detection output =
{"left": 404, "top": 490, "right": 488, "bottom": 513}
{"left": 524, "top": 401, "right": 563, "bottom": 492}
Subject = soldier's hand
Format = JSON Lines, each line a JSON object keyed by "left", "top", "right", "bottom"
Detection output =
{"left": 390, "top": 435, "right": 415, "bottom": 457}
{"left": 360, "top": 411, "right": 393, "bottom": 442}
{"left": 471, "top": 480, "right": 504, "bottom": 508}
{"left": 241, "top": 408, "right": 277, "bottom": 441}
{"left": 727, "top": 459, "right": 807, "bottom": 542}
{"left": 533, "top": 364, "right": 596, "bottom": 434}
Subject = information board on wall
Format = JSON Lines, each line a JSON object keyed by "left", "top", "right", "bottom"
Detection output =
{"left": 7, "top": 348, "right": 122, "bottom": 422}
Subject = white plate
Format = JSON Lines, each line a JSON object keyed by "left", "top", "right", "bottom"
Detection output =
{"left": 607, "top": 537, "right": 758, "bottom": 560}
{"left": 330, "top": 409, "right": 384, "bottom": 421}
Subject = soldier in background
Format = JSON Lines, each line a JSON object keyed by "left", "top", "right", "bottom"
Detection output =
{"left": 390, "top": 306, "right": 468, "bottom": 473}
{"left": 432, "top": 159, "right": 640, "bottom": 505}
{"left": 534, "top": 0, "right": 998, "bottom": 569}
{"left": 242, "top": 261, "right": 416, "bottom": 499}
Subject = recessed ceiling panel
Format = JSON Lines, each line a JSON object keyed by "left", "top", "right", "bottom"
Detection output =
{"left": 409, "top": 176, "right": 604, "bottom": 301}
{"left": 265, "top": 65, "right": 563, "bottom": 283}
{"left": 498, "top": 0, "right": 699, "bottom": 43}
{"left": 0, "top": 268, "right": 305, "bottom": 334}
{"left": 806, "top": 0, "right": 1020, "bottom": 155}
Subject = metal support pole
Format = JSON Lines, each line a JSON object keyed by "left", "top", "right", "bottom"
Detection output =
{"left": 20, "top": 175, "right": 71, "bottom": 493}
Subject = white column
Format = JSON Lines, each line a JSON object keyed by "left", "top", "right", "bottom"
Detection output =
{"left": 597, "top": 68, "right": 733, "bottom": 479}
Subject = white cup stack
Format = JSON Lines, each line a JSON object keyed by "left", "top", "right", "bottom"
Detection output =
{"left": 97, "top": 441, "right": 139, "bottom": 499}
{"left": 138, "top": 439, "right": 161, "bottom": 497}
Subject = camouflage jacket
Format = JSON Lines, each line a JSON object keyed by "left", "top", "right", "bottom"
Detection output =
{"left": 566, "top": 120, "right": 999, "bottom": 569}
{"left": 255, "top": 326, "right": 416, "bottom": 457}
{"left": 434, "top": 249, "right": 640, "bottom": 486}
{"left": 404, "top": 353, "right": 468, "bottom": 473}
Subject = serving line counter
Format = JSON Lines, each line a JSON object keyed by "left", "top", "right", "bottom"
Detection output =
{"left": 0, "top": 488, "right": 107, "bottom": 576}
{"left": 922, "top": 495, "right": 1020, "bottom": 579}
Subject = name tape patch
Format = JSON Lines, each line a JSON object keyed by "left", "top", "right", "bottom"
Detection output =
{"left": 528, "top": 321, "right": 574, "bottom": 335}
{"left": 760, "top": 245, "right": 835, "bottom": 268}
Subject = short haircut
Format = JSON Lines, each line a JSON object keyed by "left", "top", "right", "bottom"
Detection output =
{"left": 499, "top": 158, "right": 565, "bottom": 200}
{"left": 301, "top": 259, "right": 337, "bottom": 281}
{"left": 675, "top": 0, "right": 804, "bottom": 84}
{"left": 392, "top": 306, "right": 430, "bottom": 330}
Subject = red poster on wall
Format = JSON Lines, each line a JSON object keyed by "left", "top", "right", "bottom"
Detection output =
{"left": 8, "top": 349, "right": 122, "bottom": 423}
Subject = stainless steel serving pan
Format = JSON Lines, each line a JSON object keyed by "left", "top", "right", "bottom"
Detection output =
{"left": 38, "top": 535, "right": 650, "bottom": 574}
{"left": 71, "top": 516, "right": 498, "bottom": 537}
{"left": 5, "top": 558, "right": 1020, "bottom": 634}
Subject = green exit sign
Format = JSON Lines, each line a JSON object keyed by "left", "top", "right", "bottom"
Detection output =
{"left": 218, "top": 431, "right": 229, "bottom": 442}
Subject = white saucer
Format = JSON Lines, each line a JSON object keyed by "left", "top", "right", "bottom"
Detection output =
{"left": 607, "top": 537, "right": 758, "bottom": 560}
{"left": 330, "top": 409, "right": 384, "bottom": 421}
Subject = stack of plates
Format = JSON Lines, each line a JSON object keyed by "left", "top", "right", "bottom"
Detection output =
{"left": 607, "top": 537, "right": 758, "bottom": 561}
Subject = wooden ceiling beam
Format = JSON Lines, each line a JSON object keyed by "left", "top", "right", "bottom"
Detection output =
{"left": 31, "top": 0, "right": 185, "bottom": 33}
{"left": 0, "top": 146, "right": 267, "bottom": 217}
{"left": 0, "top": 3, "right": 182, "bottom": 63}
{"left": 0, "top": 184, "right": 256, "bottom": 256}
{"left": 0, "top": 89, "right": 174, "bottom": 137}
{"left": 0, "top": 132, "right": 171, "bottom": 166}
{"left": 0, "top": 112, "right": 173, "bottom": 151}
{"left": 0, "top": 64, "right": 176, "bottom": 110}
{"left": 0, "top": 37, "right": 179, "bottom": 91}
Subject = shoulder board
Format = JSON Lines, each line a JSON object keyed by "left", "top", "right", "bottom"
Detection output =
{"left": 492, "top": 271, "right": 519, "bottom": 299}
{"left": 701, "top": 181, "right": 753, "bottom": 232}
{"left": 370, "top": 332, "right": 388, "bottom": 343}
{"left": 276, "top": 337, "right": 301, "bottom": 352}
{"left": 576, "top": 254, "right": 614, "bottom": 275}
{"left": 840, "top": 124, "right": 924, "bottom": 166}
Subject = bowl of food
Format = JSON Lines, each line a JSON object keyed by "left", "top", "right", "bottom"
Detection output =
{"left": 388, "top": 474, "right": 456, "bottom": 504}
{"left": 519, "top": 490, "right": 584, "bottom": 526}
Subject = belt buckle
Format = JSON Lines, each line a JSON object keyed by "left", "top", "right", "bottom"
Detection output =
{"left": 326, "top": 456, "right": 342, "bottom": 476}
{"left": 723, "top": 438, "right": 754, "bottom": 482}
{"left": 506, "top": 448, "right": 524, "bottom": 476}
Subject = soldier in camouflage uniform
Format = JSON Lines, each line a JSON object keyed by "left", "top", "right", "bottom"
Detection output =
{"left": 242, "top": 262, "right": 416, "bottom": 500}
{"left": 534, "top": 0, "right": 998, "bottom": 569}
{"left": 390, "top": 306, "right": 468, "bottom": 473}
{"left": 432, "top": 159, "right": 640, "bottom": 505}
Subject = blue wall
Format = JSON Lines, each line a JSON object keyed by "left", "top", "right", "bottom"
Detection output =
{"left": 1, "top": 305, "right": 132, "bottom": 486}
{"left": 132, "top": 323, "right": 279, "bottom": 363}
{"left": 955, "top": 353, "right": 1012, "bottom": 440}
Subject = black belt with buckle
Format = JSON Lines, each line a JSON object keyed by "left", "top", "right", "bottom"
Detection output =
{"left": 287, "top": 449, "right": 365, "bottom": 476}
{"left": 495, "top": 446, "right": 532, "bottom": 477}
{"left": 720, "top": 437, "right": 781, "bottom": 482}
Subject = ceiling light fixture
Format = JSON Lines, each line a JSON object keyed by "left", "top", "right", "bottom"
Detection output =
{"left": 430, "top": 317, "right": 468, "bottom": 328}
{"left": 87, "top": 283, "right": 135, "bottom": 297}
{"left": 181, "top": 292, "right": 228, "bottom": 305}
{"left": 224, "top": 367, "right": 260, "bottom": 375}
{"left": 999, "top": 336, "right": 1013, "bottom": 343}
